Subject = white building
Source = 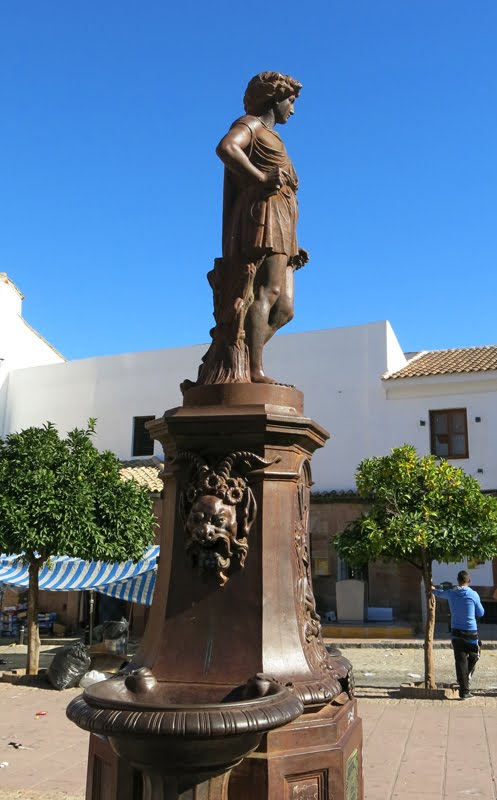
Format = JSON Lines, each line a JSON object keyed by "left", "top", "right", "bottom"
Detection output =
{"left": 383, "top": 346, "right": 497, "bottom": 492}
{"left": 2, "top": 277, "right": 496, "bottom": 495}
{"left": 0, "top": 273, "right": 64, "bottom": 435}
{"left": 2, "top": 273, "right": 497, "bottom": 620}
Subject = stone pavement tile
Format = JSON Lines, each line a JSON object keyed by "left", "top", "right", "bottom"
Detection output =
{"left": 360, "top": 703, "right": 417, "bottom": 799}
{"left": 0, "top": 795, "right": 66, "bottom": 800}
{"left": 391, "top": 794, "right": 443, "bottom": 799}
{"left": 0, "top": 751, "right": 76, "bottom": 790}
{"left": 365, "top": 731, "right": 415, "bottom": 769}
{"left": 444, "top": 706, "right": 495, "bottom": 799}
{"left": 6, "top": 748, "right": 87, "bottom": 791}
{"left": 358, "top": 700, "right": 386, "bottom": 744}
{"left": 482, "top": 711, "right": 497, "bottom": 784}
{"left": 393, "top": 747, "right": 446, "bottom": 795}
{"left": 393, "top": 745, "right": 447, "bottom": 793}
{"left": 359, "top": 697, "right": 497, "bottom": 800}
{"left": 32, "top": 752, "right": 88, "bottom": 790}
{"left": 0, "top": 794, "right": 83, "bottom": 800}
{"left": 32, "top": 765, "right": 86, "bottom": 798}
{"left": 0, "top": 684, "right": 86, "bottom": 795}
{"left": 365, "top": 782, "right": 396, "bottom": 800}
{"left": 444, "top": 768, "right": 494, "bottom": 800}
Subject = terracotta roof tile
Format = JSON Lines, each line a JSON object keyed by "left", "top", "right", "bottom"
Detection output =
{"left": 119, "top": 456, "right": 163, "bottom": 493}
{"left": 385, "top": 346, "right": 497, "bottom": 380}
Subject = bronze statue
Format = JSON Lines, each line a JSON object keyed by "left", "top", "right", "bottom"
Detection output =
{"left": 184, "top": 72, "right": 308, "bottom": 391}
{"left": 69, "top": 73, "right": 363, "bottom": 800}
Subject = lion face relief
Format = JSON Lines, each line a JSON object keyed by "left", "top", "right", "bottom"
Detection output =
{"left": 184, "top": 494, "right": 251, "bottom": 587}
{"left": 176, "top": 450, "right": 275, "bottom": 587}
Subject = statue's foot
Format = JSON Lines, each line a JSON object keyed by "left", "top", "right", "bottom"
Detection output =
{"left": 251, "top": 370, "right": 294, "bottom": 388}
{"left": 250, "top": 369, "right": 278, "bottom": 385}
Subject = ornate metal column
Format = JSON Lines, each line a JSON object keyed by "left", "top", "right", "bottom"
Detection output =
{"left": 68, "top": 384, "right": 362, "bottom": 799}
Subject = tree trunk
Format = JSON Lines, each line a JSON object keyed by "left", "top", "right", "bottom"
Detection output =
{"left": 27, "top": 560, "right": 41, "bottom": 675}
{"left": 421, "top": 553, "right": 436, "bottom": 689}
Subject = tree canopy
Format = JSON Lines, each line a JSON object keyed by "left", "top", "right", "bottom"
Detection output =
{"left": 334, "top": 444, "right": 497, "bottom": 688}
{"left": 334, "top": 444, "right": 497, "bottom": 572}
{"left": 0, "top": 420, "right": 157, "bottom": 674}
{"left": 0, "top": 420, "right": 156, "bottom": 564}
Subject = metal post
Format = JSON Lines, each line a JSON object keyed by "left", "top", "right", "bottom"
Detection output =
{"left": 89, "top": 590, "right": 95, "bottom": 646}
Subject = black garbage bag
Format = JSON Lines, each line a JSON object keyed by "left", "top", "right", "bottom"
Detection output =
{"left": 102, "top": 618, "right": 128, "bottom": 640}
{"left": 85, "top": 623, "right": 104, "bottom": 645}
{"left": 92, "top": 623, "right": 104, "bottom": 643}
{"left": 47, "top": 642, "right": 91, "bottom": 690}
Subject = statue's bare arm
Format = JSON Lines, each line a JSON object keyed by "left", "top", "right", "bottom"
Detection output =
{"left": 216, "top": 124, "right": 283, "bottom": 191}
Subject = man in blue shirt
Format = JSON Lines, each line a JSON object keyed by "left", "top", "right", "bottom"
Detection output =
{"left": 433, "top": 570, "right": 484, "bottom": 699}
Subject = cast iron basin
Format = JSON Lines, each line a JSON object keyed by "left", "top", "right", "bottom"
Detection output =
{"left": 67, "top": 668, "right": 303, "bottom": 777}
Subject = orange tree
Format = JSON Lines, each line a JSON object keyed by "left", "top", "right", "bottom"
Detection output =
{"left": 334, "top": 445, "right": 497, "bottom": 688}
{"left": 0, "top": 420, "right": 156, "bottom": 674}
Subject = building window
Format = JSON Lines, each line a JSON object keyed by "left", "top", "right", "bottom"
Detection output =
{"left": 429, "top": 409, "right": 468, "bottom": 459}
{"left": 132, "top": 416, "right": 155, "bottom": 457}
{"left": 312, "top": 557, "right": 331, "bottom": 576}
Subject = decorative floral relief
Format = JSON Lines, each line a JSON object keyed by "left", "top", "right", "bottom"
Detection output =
{"left": 294, "top": 462, "right": 355, "bottom": 699}
{"left": 294, "top": 464, "right": 322, "bottom": 646}
{"left": 177, "top": 450, "right": 274, "bottom": 586}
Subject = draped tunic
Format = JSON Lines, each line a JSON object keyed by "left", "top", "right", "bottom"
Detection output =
{"left": 222, "top": 115, "right": 300, "bottom": 266}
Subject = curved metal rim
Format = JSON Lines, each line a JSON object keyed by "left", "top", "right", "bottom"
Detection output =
{"left": 66, "top": 687, "right": 303, "bottom": 740}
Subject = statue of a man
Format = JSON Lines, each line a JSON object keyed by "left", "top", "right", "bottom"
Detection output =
{"left": 185, "top": 72, "right": 308, "bottom": 391}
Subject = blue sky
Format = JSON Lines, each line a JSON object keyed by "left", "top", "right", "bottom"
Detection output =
{"left": 1, "top": 2, "right": 496, "bottom": 360}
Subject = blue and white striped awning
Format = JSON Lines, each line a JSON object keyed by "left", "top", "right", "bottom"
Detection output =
{"left": 97, "top": 568, "right": 157, "bottom": 606}
{"left": 0, "top": 547, "right": 159, "bottom": 605}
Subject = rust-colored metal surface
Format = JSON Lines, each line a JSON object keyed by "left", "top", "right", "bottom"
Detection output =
{"left": 133, "top": 393, "right": 347, "bottom": 697}
{"left": 182, "top": 72, "right": 309, "bottom": 391}
{"left": 68, "top": 71, "right": 363, "bottom": 799}
{"left": 68, "top": 386, "right": 363, "bottom": 798}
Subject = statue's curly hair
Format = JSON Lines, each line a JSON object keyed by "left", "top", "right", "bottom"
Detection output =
{"left": 243, "top": 72, "right": 302, "bottom": 116}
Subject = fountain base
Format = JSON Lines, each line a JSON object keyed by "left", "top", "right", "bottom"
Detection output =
{"left": 69, "top": 387, "right": 364, "bottom": 799}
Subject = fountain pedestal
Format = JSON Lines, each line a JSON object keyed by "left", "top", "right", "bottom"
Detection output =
{"left": 68, "top": 385, "right": 363, "bottom": 799}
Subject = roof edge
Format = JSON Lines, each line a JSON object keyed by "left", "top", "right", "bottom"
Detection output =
{"left": 0, "top": 273, "right": 24, "bottom": 301}
{"left": 382, "top": 350, "right": 428, "bottom": 380}
{"left": 20, "top": 317, "right": 66, "bottom": 362}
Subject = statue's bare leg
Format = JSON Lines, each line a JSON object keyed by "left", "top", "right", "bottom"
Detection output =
{"left": 245, "top": 253, "right": 292, "bottom": 384}
{"left": 266, "top": 265, "right": 295, "bottom": 343}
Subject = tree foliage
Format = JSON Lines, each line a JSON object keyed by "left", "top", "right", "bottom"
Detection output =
{"left": 0, "top": 420, "right": 156, "bottom": 563}
{"left": 334, "top": 445, "right": 497, "bottom": 688}
{"left": 335, "top": 445, "right": 497, "bottom": 571}
{"left": 0, "top": 420, "right": 157, "bottom": 673}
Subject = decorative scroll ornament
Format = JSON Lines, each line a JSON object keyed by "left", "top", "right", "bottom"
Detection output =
{"left": 294, "top": 462, "right": 356, "bottom": 700}
{"left": 177, "top": 451, "right": 275, "bottom": 586}
{"left": 294, "top": 471, "right": 322, "bottom": 645}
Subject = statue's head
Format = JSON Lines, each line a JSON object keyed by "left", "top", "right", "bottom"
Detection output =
{"left": 243, "top": 72, "right": 302, "bottom": 116}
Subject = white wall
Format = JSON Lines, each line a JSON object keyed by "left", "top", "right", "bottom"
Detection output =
{"left": 383, "top": 373, "right": 497, "bottom": 490}
{"left": 4, "top": 344, "right": 206, "bottom": 458}
{"left": 4, "top": 317, "right": 497, "bottom": 493}
{"left": 0, "top": 275, "right": 64, "bottom": 435}
{"left": 264, "top": 321, "right": 407, "bottom": 489}
{"left": 432, "top": 560, "right": 494, "bottom": 587}
{"left": 0, "top": 275, "right": 22, "bottom": 317}
{"left": 5, "top": 322, "right": 404, "bottom": 489}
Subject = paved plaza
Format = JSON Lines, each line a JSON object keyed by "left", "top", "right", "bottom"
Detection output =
{"left": 1, "top": 641, "right": 497, "bottom": 799}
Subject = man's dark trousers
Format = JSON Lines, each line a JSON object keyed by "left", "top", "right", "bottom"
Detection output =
{"left": 451, "top": 629, "right": 480, "bottom": 697}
